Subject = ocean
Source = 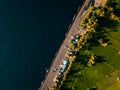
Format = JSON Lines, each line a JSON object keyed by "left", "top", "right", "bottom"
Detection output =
{"left": 0, "top": 0, "right": 83, "bottom": 90}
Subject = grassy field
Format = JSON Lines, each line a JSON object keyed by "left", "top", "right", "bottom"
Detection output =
{"left": 60, "top": 20, "right": 120, "bottom": 89}
{"left": 97, "top": 71, "right": 120, "bottom": 90}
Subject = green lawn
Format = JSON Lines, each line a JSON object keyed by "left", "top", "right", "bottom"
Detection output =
{"left": 106, "top": 82, "right": 120, "bottom": 90}
{"left": 97, "top": 71, "right": 120, "bottom": 90}
{"left": 60, "top": 22, "right": 120, "bottom": 90}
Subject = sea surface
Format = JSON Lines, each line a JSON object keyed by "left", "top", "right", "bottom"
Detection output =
{"left": 0, "top": 0, "right": 83, "bottom": 90}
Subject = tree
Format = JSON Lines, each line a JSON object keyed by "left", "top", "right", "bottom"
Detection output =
{"left": 87, "top": 54, "right": 96, "bottom": 66}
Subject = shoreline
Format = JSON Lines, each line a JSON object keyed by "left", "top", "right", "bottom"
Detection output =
{"left": 39, "top": 0, "right": 102, "bottom": 89}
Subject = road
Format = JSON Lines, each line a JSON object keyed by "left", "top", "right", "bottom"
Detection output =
{"left": 39, "top": 0, "right": 103, "bottom": 90}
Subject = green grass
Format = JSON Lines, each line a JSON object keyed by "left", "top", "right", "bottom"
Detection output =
{"left": 97, "top": 71, "right": 120, "bottom": 90}
{"left": 106, "top": 82, "right": 120, "bottom": 90}
{"left": 60, "top": 21, "right": 120, "bottom": 90}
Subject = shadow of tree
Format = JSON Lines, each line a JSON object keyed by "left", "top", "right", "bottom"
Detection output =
{"left": 76, "top": 54, "right": 90, "bottom": 66}
{"left": 95, "top": 56, "right": 107, "bottom": 64}
{"left": 68, "top": 68, "right": 80, "bottom": 76}
{"left": 96, "top": 17, "right": 119, "bottom": 46}
{"left": 90, "top": 87, "right": 98, "bottom": 90}
{"left": 86, "top": 32, "right": 110, "bottom": 50}
{"left": 60, "top": 85, "right": 78, "bottom": 90}
{"left": 98, "top": 17, "right": 119, "bottom": 29}
{"left": 63, "top": 79, "right": 73, "bottom": 84}
{"left": 60, "top": 85, "right": 73, "bottom": 90}
{"left": 86, "top": 17, "right": 119, "bottom": 50}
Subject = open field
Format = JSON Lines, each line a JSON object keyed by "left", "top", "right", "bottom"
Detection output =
{"left": 106, "top": 82, "right": 120, "bottom": 90}
{"left": 97, "top": 71, "right": 120, "bottom": 90}
{"left": 60, "top": 20, "right": 120, "bottom": 90}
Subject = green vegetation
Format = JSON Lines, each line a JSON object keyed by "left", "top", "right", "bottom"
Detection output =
{"left": 60, "top": 0, "right": 120, "bottom": 90}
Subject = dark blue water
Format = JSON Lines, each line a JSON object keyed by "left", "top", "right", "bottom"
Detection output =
{"left": 0, "top": 0, "right": 83, "bottom": 90}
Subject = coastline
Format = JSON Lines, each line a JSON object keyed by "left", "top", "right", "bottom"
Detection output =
{"left": 61, "top": 0, "right": 120, "bottom": 89}
{"left": 39, "top": 0, "right": 103, "bottom": 89}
